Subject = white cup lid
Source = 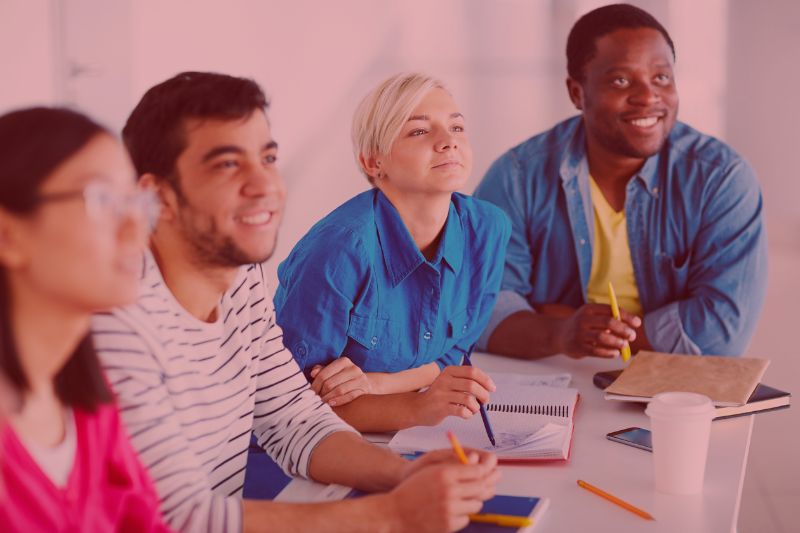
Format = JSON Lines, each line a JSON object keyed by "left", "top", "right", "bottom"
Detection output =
{"left": 645, "top": 392, "right": 715, "bottom": 418}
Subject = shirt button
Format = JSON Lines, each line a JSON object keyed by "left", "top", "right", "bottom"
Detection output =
{"left": 423, "top": 331, "right": 432, "bottom": 340}
{"left": 296, "top": 345, "right": 307, "bottom": 356}
{"left": 371, "top": 336, "right": 378, "bottom": 346}
{"left": 462, "top": 325, "right": 468, "bottom": 333}
{"left": 579, "top": 238, "right": 586, "bottom": 245}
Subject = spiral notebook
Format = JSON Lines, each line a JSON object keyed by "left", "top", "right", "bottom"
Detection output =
{"left": 389, "top": 384, "right": 579, "bottom": 461}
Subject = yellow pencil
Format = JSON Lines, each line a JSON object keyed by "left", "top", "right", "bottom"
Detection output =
{"left": 607, "top": 282, "right": 632, "bottom": 362}
{"left": 447, "top": 433, "right": 534, "bottom": 528}
{"left": 447, "top": 431, "right": 470, "bottom": 465}
{"left": 577, "top": 479, "right": 654, "bottom": 520}
{"left": 468, "top": 513, "right": 533, "bottom": 527}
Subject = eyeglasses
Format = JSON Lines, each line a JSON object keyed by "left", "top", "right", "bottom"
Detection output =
{"left": 34, "top": 181, "right": 161, "bottom": 230}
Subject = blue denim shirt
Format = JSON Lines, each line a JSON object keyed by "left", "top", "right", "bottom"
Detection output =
{"left": 474, "top": 116, "right": 767, "bottom": 356}
{"left": 274, "top": 189, "right": 511, "bottom": 374}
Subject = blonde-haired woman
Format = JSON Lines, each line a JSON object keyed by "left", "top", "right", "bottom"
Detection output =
{"left": 274, "top": 73, "right": 510, "bottom": 432}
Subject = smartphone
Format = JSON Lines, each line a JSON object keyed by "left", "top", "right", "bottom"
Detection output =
{"left": 606, "top": 427, "right": 652, "bottom": 452}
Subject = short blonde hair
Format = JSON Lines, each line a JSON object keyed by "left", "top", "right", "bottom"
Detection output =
{"left": 351, "top": 73, "right": 447, "bottom": 183}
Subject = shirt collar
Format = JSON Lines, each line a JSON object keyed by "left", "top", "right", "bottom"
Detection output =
{"left": 559, "top": 116, "right": 663, "bottom": 196}
{"left": 374, "top": 190, "right": 464, "bottom": 287}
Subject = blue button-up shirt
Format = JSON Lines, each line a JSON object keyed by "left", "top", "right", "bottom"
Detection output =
{"left": 274, "top": 189, "right": 511, "bottom": 374}
{"left": 474, "top": 116, "right": 767, "bottom": 356}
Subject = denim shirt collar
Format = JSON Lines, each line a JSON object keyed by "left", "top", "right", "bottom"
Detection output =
{"left": 558, "top": 116, "right": 662, "bottom": 196}
{"left": 374, "top": 190, "right": 464, "bottom": 287}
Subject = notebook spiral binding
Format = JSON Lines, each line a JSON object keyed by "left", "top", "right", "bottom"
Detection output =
{"left": 487, "top": 404, "right": 570, "bottom": 417}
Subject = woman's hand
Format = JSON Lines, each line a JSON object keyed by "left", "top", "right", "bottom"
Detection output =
{"left": 310, "top": 357, "right": 374, "bottom": 406}
{"left": 411, "top": 366, "right": 496, "bottom": 426}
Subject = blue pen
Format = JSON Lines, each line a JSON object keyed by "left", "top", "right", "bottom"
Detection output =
{"left": 462, "top": 345, "right": 496, "bottom": 447}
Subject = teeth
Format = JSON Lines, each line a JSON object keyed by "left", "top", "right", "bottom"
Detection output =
{"left": 629, "top": 117, "right": 658, "bottom": 127}
{"left": 239, "top": 212, "right": 272, "bottom": 225}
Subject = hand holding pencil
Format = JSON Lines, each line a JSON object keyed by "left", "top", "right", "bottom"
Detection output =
{"left": 607, "top": 282, "right": 633, "bottom": 362}
{"left": 448, "top": 431, "right": 533, "bottom": 528}
{"left": 411, "top": 365, "right": 496, "bottom": 427}
{"left": 388, "top": 437, "right": 499, "bottom": 532}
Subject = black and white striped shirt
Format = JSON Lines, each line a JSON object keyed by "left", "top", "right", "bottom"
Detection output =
{"left": 93, "top": 252, "right": 356, "bottom": 532}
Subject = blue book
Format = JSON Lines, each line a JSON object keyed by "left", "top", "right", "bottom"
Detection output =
{"left": 346, "top": 491, "right": 548, "bottom": 532}
{"left": 462, "top": 495, "right": 549, "bottom": 532}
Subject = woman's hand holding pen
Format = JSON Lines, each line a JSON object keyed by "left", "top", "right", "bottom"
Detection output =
{"left": 411, "top": 366, "right": 496, "bottom": 426}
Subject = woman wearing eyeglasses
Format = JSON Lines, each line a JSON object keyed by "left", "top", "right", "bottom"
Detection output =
{"left": 0, "top": 107, "right": 169, "bottom": 531}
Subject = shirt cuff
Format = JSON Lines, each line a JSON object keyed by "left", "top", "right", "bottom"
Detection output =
{"left": 476, "top": 290, "right": 534, "bottom": 351}
{"left": 643, "top": 301, "right": 701, "bottom": 355}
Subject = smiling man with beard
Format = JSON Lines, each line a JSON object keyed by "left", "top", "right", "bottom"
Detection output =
{"left": 92, "top": 72, "right": 498, "bottom": 533}
{"left": 475, "top": 4, "right": 767, "bottom": 360}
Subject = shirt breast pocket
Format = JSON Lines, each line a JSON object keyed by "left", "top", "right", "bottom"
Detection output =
{"left": 447, "top": 307, "right": 474, "bottom": 340}
{"left": 345, "top": 314, "right": 402, "bottom": 371}
{"left": 660, "top": 251, "right": 691, "bottom": 298}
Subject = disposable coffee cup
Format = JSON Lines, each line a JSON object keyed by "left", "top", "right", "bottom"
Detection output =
{"left": 645, "top": 392, "right": 715, "bottom": 495}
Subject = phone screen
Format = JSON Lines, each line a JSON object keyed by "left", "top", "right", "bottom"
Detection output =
{"left": 606, "top": 427, "right": 652, "bottom": 452}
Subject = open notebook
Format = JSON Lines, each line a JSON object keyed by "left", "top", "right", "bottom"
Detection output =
{"left": 389, "top": 384, "right": 579, "bottom": 461}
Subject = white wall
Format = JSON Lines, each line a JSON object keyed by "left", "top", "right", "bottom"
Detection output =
{"left": 726, "top": 0, "right": 800, "bottom": 249}
{"left": 44, "top": 0, "right": 729, "bottom": 286}
{"left": 0, "top": 0, "right": 56, "bottom": 112}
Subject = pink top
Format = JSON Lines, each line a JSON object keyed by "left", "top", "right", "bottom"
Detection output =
{"left": 0, "top": 403, "right": 172, "bottom": 532}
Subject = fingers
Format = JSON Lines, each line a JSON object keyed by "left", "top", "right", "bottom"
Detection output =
{"left": 463, "top": 449, "right": 498, "bottom": 469}
{"left": 310, "top": 357, "right": 362, "bottom": 396}
{"left": 321, "top": 385, "right": 367, "bottom": 406}
{"left": 318, "top": 366, "right": 363, "bottom": 396}
{"left": 581, "top": 305, "right": 638, "bottom": 340}
{"left": 619, "top": 308, "right": 643, "bottom": 328}
{"left": 447, "top": 377, "right": 492, "bottom": 405}
{"left": 313, "top": 357, "right": 355, "bottom": 384}
{"left": 440, "top": 366, "right": 496, "bottom": 393}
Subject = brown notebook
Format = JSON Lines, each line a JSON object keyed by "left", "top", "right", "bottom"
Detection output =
{"left": 604, "top": 351, "right": 769, "bottom": 406}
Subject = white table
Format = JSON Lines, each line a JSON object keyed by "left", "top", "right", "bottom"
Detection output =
{"left": 277, "top": 354, "right": 753, "bottom": 533}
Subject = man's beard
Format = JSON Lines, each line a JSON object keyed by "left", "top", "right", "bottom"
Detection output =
{"left": 177, "top": 201, "right": 275, "bottom": 269}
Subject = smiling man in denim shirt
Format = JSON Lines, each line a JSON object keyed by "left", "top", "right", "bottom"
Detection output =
{"left": 475, "top": 4, "right": 767, "bottom": 360}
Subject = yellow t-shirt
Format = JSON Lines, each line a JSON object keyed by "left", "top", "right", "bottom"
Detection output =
{"left": 585, "top": 176, "right": 643, "bottom": 317}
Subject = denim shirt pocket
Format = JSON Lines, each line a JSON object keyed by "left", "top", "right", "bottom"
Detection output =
{"left": 447, "top": 308, "right": 472, "bottom": 339}
{"left": 660, "top": 251, "right": 691, "bottom": 298}
{"left": 347, "top": 314, "right": 400, "bottom": 351}
{"left": 346, "top": 314, "right": 404, "bottom": 371}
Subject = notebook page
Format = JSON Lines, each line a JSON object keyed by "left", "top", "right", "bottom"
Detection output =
{"left": 489, "top": 371, "right": 572, "bottom": 388}
{"left": 389, "top": 384, "right": 578, "bottom": 458}
{"left": 389, "top": 411, "right": 569, "bottom": 457}
{"left": 487, "top": 385, "right": 578, "bottom": 419}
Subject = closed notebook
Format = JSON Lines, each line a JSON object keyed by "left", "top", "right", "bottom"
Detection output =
{"left": 604, "top": 351, "right": 769, "bottom": 406}
{"left": 463, "top": 495, "right": 549, "bottom": 533}
{"left": 347, "top": 491, "right": 549, "bottom": 532}
{"left": 389, "top": 384, "right": 579, "bottom": 461}
{"left": 594, "top": 369, "right": 790, "bottom": 419}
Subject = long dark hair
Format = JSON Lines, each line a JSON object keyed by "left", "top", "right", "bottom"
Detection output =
{"left": 0, "top": 107, "right": 113, "bottom": 411}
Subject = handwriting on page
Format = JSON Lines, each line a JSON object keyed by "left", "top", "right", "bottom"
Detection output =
{"left": 490, "top": 372, "right": 572, "bottom": 388}
{"left": 493, "top": 424, "right": 564, "bottom": 452}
